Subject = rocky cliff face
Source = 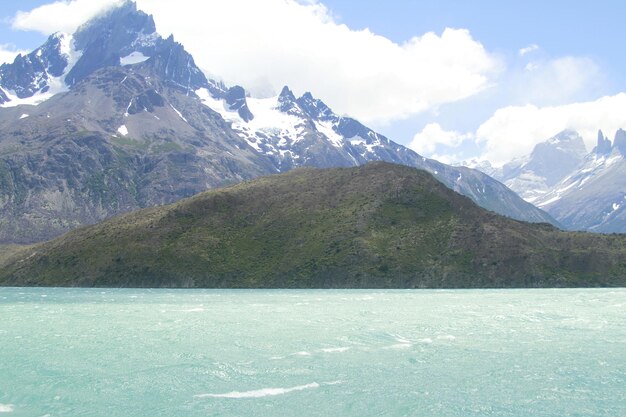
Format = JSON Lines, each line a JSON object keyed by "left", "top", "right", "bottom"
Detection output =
{"left": 0, "top": 68, "right": 275, "bottom": 243}
{"left": 0, "top": 1, "right": 556, "bottom": 244}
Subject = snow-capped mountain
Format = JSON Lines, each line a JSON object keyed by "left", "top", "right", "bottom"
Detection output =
{"left": 474, "top": 130, "right": 588, "bottom": 203}
{"left": 533, "top": 129, "right": 626, "bottom": 233}
{"left": 198, "top": 83, "right": 556, "bottom": 226}
{"left": 472, "top": 128, "right": 626, "bottom": 233}
{"left": 198, "top": 85, "right": 426, "bottom": 172}
{"left": 0, "top": 2, "right": 202, "bottom": 107}
{"left": 0, "top": 1, "right": 556, "bottom": 243}
{"left": 0, "top": 32, "right": 81, "bottom": 106}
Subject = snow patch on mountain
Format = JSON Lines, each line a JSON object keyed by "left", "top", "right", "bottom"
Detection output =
{"left": 349, "top": 136, "right": 378, "bottom": 155}
{"left": 536, "top": 149, "right": 623, "bottom": 208}
{"left": 315, "top": 120, "right": 343, "bottom": 148}
{"left": 169, "top": 104, "right": 188, "bottom": 123}
{"left": 527, "top": 130, "right": 626, "bottom": 232}
{"left": 120, "top": 51, "right": 150, "bottom": 65}
{"left": 131, "top": 31, "right": 160, "bottom": 49}
{"left": 197, "top": 87, "right": 307, "bottom": 156}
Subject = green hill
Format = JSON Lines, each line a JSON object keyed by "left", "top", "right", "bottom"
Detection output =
{"left": 1, "top": 162, "right": 625, "bottom": 288}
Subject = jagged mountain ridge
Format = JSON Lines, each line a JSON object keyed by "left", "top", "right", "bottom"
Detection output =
{"left": 467, "top": 130, "right": 588, "bottom": 203}
{"left": 470, "top": 129, "right": 626, "bottom": 233}
{"left": 0, "top": 1, "right": 556, "bottom": 244}
{"left": 196, "top": 84, "right": 556, "bottom": 227}
{"left": 0, "top": 32, "right": 78, "bottom": 105}
{"left": 502, "top": 130, "right": 587, "bottom": 203}
{"left": 0, "top": 2, "right": 204, "bottom": 106}
{"left": 533, "top": 129, "right": 626, "bottom": 233}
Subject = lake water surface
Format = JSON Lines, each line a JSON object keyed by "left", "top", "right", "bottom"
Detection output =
{"left": 0, "top": 288, "right": 624, "bottom": 416}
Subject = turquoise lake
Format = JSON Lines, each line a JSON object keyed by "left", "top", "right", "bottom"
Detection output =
{"left": 0, "top": 288, "right": 624, "bottom": 416}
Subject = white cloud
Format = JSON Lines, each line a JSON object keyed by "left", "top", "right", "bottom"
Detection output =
{"left": 0, "top": 44, "right": 28, "bottom": 65}
{"left": 10, "top": 0, "right": 501, "bottom": 124}
{"left": 518, "top": 44, "right": 539, "bottom": 56}
{"left": 476, "top": 93, "right": 626, "bottom": 165}
{"left": 514, "top": 56, "right": 603, "bottom": 105}
{"left": 408, "top": 123, "right": 473, "bottom": 155}
{"left": 11, "top": 0, "right": 125, "bottom": 34}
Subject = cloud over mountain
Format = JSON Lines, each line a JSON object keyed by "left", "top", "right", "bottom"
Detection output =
{"left": 476, "top": 93, "right": 626, "bottom": 165}
{"left": 0, "top": 44, "right": 28, "bottom": 64}
{"left": 11, "top": 0, "right": 125, "bottom": 34}
{"left": 11, "top": 0, "right": 500, "bottom": 124}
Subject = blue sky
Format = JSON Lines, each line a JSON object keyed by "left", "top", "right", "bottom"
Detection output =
{"left": 325, "top": 1, "right": 621, "bottom": 65}
{"left": 322, "top": 0, "right": 625, "bottom": 157}
{"left": 1, "top": 0, "right": 625, "bottom": 165}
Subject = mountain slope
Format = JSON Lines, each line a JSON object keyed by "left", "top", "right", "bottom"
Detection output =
{"left": 535, "top": 129, "right": 626, "bottom": 232}
{"left": 472, "top": 130, "right": 588, "bottom": 203}
{"left": 0, "top": 1, "right": 556, "bottom": 244}
{"left": 0, "top": 64, "right": 275, "bottom": 243}
{"left": 200, "top": 84, "right": 556, "bottom": 225}
{"left": 1, "top": 163, "right": 623, "bottom": 288}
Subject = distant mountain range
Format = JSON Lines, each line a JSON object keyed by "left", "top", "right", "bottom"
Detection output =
{"left": 468, "top": 129, "right": 626, "bottom": 233}
{"left": 0, "top": 1, "right": 554, "bottom": 244}
{"left": 1, "top": 163, "right": 624, "bottom": 288}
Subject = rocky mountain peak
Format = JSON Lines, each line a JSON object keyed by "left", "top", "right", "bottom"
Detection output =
{"left": 145, "top": 35, "right": 208, "bottom": 93}
{"left": 66, "top": 1, "right": 157, "bottom": 86}
{"left": 275, "top": 85, "right": 318, "bottom": 121}
{"left": 0, "top": 31, "right": 77, "bottom": 105}
{"left": 612, "top": 128, "right": 626, "bottom": 155}
{"left": 224, "top": 85, "right": 254, "bottom": 122}
{"left": 296, "top": 91, "right": 334, "bottom": 121}
{"left": 528, "top": 130, "right": 587, "bottom": 167}
{"left": 543, "top": 130, "right": 587, "bottom": 154}
{"left": 73, "top": 1, "right": 155, "bottom": 50}
{"left": 0, "top": 0, "right": 560, "bottom": 244}
{"left": 1, "top": 0, "right": 211, "bottom": 105}
{"left": 33, "top": 33, "right": 72, "bottom": 77}
{"left": 593, "top": 130, "right": 612, "bottom": 155}
{"left": 497, "top": 129, "right": 589, "bottom": 202}
{"left": 277, "top": 85, "right": 298, "bottom": 112}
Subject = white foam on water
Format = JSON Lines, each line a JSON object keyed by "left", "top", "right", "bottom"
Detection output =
{"left": 418, "top": 338, "right": 433, "bottom": 344}
{"left": 385, "top": 343, "right": 412, "bottom": 350}
{"left": 292, "top": 351, "right": 312, "bottom": 356}
{"left": 0, "top": 404, "right": 14, "bottom": 412}
{"left": 437, "top": 335, "right": 456, "bottom": 341}
{"left": 195, "top": 382, "right": 320, "bottom": 399}
{"left": 321, "top": 347, "right": 350, "bottom": 353}
{"left": 324, "top": 380, "right": 344, "bottom": 386}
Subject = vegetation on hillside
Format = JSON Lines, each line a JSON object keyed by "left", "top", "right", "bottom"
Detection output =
{"left": 1, "top": 163, "right": 625, "bottom": 288}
